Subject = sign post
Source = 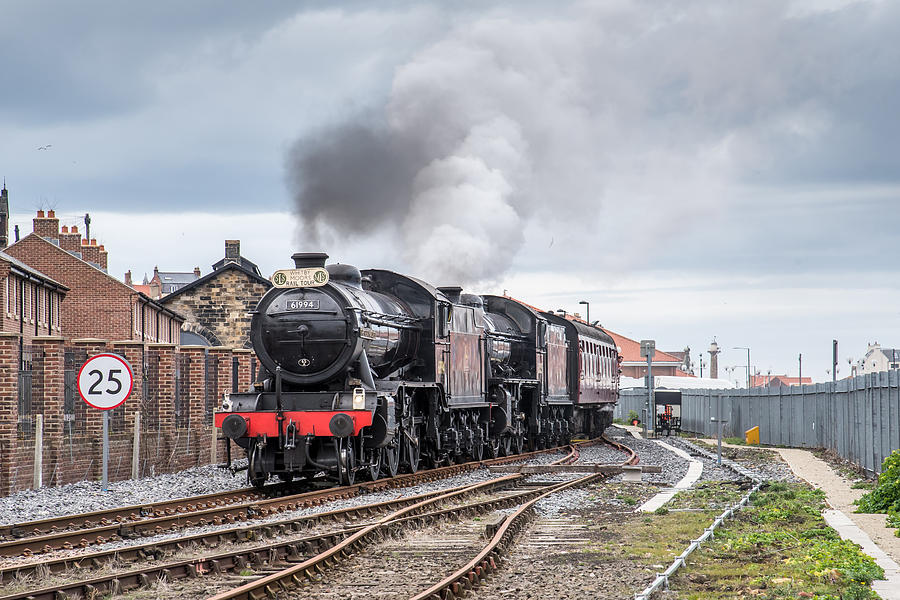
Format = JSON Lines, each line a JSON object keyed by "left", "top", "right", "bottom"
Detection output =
{"left": 640, "top": 340, "right": 656, "bottom": 438}
{"left": 77, "top": 354, "right": 134, "bottom": 491}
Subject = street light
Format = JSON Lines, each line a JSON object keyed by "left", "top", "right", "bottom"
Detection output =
{"left": 733, "top": 347, "right": 751, "bottom": 389}
{"left": 578, "top": 300, "right": 590, "bottom": 325}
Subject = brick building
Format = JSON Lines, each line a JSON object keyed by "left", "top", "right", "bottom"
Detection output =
{"left": 4, "top": 211, "right": 184, "bottom": 342}
{"left": 0, "top": 250, "right": 68, "bottom": 343}
{"left": 160, "top": 240, "right": 271, "bottom": 348}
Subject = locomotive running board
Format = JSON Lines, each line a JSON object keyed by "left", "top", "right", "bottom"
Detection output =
{"left": 487, "top": 464, "right": 661, "bottom": 474}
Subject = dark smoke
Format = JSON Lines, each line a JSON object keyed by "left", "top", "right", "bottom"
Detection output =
{"left": 286, "top": 119, "right": 428, "bottom": 242}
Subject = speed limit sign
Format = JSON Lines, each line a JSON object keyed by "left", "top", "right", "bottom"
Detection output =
{"left": 77, "top": 354, "right": 134, "bottom": 410}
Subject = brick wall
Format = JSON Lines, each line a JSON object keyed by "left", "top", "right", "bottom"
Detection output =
{"left": 162, "top": 268, "right": 270, "bottom": 348}
{"left": 0, "top": 338, "right": 255, "bottom": 496}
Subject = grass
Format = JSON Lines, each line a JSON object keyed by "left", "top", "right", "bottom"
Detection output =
{"left": 668, "top": 481, "right": 747, "bottom": 510}
{"left": 669, "top": 482, "right": 884, "bottom": 599}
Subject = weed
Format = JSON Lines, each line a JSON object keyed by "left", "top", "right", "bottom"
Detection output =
{"left": 654, "top": 507, "right": 669, "bottom": 515}
{"left": 671, "top": 483, "right": 883, "bottom": 598}
{"left": 856, "top": 449, "right": 900, "bottom": 514}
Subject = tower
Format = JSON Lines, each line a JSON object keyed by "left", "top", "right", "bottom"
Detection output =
{"left": 0, "top": 181, "right": 9, "bottom": 249}
{"left": 708, "top": 339, "right": 720, "bottom": 379}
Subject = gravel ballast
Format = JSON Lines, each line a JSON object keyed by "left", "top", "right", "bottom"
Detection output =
{"left": 0, "top": 461, "right": 250, "bottom": 526}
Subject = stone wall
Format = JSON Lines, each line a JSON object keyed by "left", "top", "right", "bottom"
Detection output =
{"left": 163, "top": 268, "right": 270, "bottom": 348}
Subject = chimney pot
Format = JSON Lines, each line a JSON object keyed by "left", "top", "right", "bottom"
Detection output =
{"left": 91, "top": 238, "right": 97, "bottom": 246}
{"left": 125, "top": 270, "right": 133, "bottom": 286}
{"left": 37, "top": 210, "right": 45, "bottom": 218}
{"left": 47, "top": 209, "right": 55, "bottom": 218}
{"left": 61, "top": 225, "right": 69, "bottom": 233}
{"left": 193, "top": 266, "right": 201, "bottom": 277}
{"left": 71, "top": 225, "right": 78, "bottom": 233}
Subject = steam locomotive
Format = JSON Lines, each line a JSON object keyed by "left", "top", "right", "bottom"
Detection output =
{"left": 215, "top": 253, "right": 620, "bottom": 486}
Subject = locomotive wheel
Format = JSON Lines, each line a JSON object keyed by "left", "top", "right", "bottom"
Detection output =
{"left": 486, "top": 437, "right": 500, "bottom": 459}
{"left": 381, "top": 440, "right": 401, "bottom": 478}
{"left": 364, "top": 447, "right": 382, "bottom": 481}
{"left": 248, "top": 446, "right": 267, "bottom": 488}
{"left": 500, "top": 435, "right": 512, "bottom": 456}
{"left": 403, "top": 427, "right": 420, "bottom": 473}
{"left": 336, "top": 438, "right": 357, "bottom": 486}
{"left": 472, "top": 427, "right": 485, "bottom": 461}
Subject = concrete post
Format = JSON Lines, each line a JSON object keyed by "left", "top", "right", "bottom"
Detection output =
{"left": 132, "top": 411, "right": 141, "bottom": 479}
{"left": 211, "top": 421, "right": 218, "bottom": 465}
{"left": 33, "top": 414, "right": 43, "bottom": 488}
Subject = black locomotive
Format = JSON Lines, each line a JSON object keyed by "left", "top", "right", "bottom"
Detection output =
{"left": 216, "top": 252, "right": 620, "bottom": 486}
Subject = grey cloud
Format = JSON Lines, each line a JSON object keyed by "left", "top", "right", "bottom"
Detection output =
{"left": 0, "top": 2, "right": 324, "bottom": 124}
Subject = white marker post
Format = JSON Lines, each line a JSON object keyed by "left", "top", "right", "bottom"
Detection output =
{"left": 77, "top": 354, "right": 134, "bottom": 491}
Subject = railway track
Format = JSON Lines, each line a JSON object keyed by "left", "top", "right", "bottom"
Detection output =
{"left": 0, "top": 441, "right": 614, "bottom": 600}
{"left": 0, "top": 445, "right": 563, "bottom": 559}
{"left": 0, "top": 438, "right": 631, "bottom": 600}
{"left": 204, "top": 437, "right": 632, "bottom": 600}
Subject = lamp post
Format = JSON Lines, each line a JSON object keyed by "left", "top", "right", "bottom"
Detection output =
{"left": 578, "top": 300, "right": 590, "bottom": 325}
{"left": 733, "top": 347, "right": 751, "bottom": 388}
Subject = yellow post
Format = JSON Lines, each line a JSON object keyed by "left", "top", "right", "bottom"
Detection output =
{"left": 745, "top": 426, "right": 760, "bottom": 445}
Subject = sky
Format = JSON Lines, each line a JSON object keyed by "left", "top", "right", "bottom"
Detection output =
{"left": 2, "top": 0, "right": 899, "bottom": 383}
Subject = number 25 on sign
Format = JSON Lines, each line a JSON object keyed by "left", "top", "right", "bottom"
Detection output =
{"left": 77, "top": 354, "right": 134, "bottom": 410}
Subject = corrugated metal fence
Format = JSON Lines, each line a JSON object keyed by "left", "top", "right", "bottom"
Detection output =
{"left": 616, "top": 370, "right": 900, "bottom": 475}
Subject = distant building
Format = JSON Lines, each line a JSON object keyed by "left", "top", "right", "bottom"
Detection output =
{"left": 160, "top": 240, "right": 271, "bottom": 348}
{"left": 859, "top": 342, "right": 900, "bottom": 375}
{"left": 750, "top": 374, "right": 813, "bottom": 388}
{"left": 605, "top": 330, "right": 693, "bottom": 379}
{"left": 664, "top": 347, "right": 693, "bottom": 375}
{"left": 148, "top": 266, "right": 201, "bottom": 298}
{"left": 4, "top": 211, "right": 184, "bottom": 342}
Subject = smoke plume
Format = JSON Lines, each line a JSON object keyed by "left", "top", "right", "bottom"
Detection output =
{"left": 287, "top": 1, "right": 897, "bottom": 285}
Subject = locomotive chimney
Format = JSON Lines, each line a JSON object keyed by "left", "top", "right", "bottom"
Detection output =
{"left": 292, "top": 252, "right": 329, "bottom": 269}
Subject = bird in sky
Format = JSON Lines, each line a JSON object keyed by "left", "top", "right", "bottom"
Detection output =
{"left": 37, "top": 144, "right": 52, "bottom": 150}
